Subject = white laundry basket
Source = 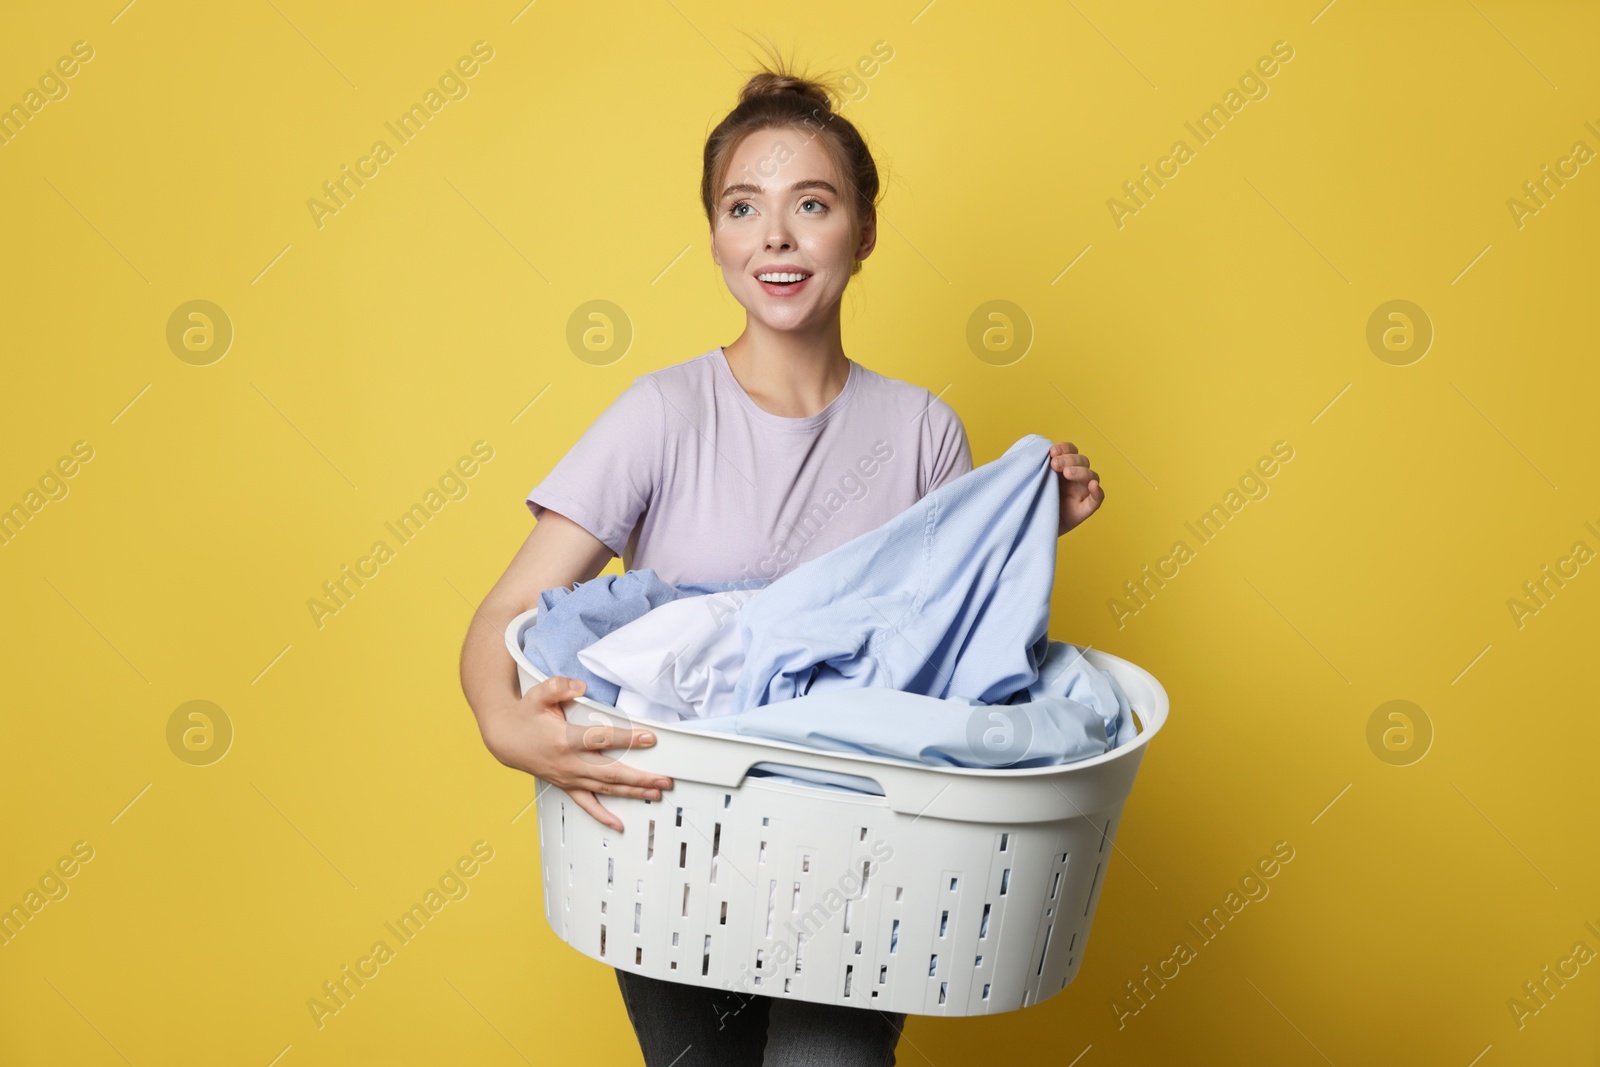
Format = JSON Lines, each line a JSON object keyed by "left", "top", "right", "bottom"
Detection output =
{"left": 505, "top": 606, "right": 1168, "bottom": 1017}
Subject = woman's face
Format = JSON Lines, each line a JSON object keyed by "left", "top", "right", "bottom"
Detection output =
{"left": 710, "top": 125, "right": 875, "bottom": 333}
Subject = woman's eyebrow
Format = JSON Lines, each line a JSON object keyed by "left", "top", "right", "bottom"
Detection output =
{"left": 721, "top": 179, "right": 839, "bottom": 199}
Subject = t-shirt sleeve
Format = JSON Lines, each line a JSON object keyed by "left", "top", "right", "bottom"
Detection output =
{"left": 525, "top": 377, "right": 664, "bottom": 556}
{"left": 921, "top": 395, "right": 972, "bottom": 496}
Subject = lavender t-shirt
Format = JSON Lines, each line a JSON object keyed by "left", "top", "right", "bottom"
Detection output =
{"left": 526, "top": 346, "right": 971, "bottom": 585}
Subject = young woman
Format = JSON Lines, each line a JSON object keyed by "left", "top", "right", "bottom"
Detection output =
{"left": 458, "top": 58, "right": 1104, "bottom": 1067}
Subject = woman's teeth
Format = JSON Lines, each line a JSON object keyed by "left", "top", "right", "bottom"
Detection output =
{"left": 757, "top": 273, "right": 809, "bottom": 284}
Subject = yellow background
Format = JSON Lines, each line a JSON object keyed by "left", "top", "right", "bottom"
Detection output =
{"left": 3, "top": 0, "right": 1597, "bottom": 1063}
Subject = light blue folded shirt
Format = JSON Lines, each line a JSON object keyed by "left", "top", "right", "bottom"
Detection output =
{"left": 732, "top": 434, "right": 1062, "bottom": 712}
{"left": 1019, "top": 635, "right": 1139, "bottom": 751}
{"left": 677, "top": 638, "right": 1135, "bottom": 794}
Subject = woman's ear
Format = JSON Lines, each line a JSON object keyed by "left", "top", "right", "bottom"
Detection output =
{"left": 855, "top": 209, "right": 878, "bottom": 262}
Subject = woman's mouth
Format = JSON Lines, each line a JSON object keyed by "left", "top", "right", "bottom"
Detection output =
{"left": 755, "top": 272, "right": 812, "bottom": 297}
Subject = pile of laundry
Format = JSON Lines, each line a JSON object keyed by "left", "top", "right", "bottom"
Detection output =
{"left": 520, "top": 435, "right": 1137, "bottom": 796}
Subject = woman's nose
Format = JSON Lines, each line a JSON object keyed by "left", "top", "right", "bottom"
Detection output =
{"left": 765, "top": 224, "right": 794, "bottom": 251}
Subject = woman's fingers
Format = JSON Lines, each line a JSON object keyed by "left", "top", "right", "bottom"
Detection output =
{"left": 545, "top": 676, "right": 645, "bottom": 759}
{"left": 583, "top": 757, "right": 673, "bottom": 795}
{"left": 564, "top": 724, "right": 665, "bottom": 779}
{"left": 1059, "top": 463, "right": 1100, "bottom": 484}
{"left": 568, "top": 778, "right": 669, "bottom": 832}
{"left": 577, "top": 777, "right": 665, "bottom": 801}
{"left": 538, "top": 675, "right": 674, "bottom": 828}
{"left": 539, "top": 674, "right": 585, "bottom": 702}
{"left": 573, "top": 722, "right": 658, "bottom": 752}
{"left": 567, "top": 787, "right": 624, "bottom": 832}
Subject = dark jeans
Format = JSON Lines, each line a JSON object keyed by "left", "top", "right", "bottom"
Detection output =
{"left": 614, "top": 967, "right": 907, "bottom": 1066}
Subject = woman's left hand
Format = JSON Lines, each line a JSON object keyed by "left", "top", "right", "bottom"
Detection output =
{"left": 1049, "top": 441, "right": 1104, "bottom": 536}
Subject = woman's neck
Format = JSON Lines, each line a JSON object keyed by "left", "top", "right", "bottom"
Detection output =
{"left": 721, "top": 330, "right": 851, "bottom": 419}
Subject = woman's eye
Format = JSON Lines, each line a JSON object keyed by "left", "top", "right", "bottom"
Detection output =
{"left": 728, "top": 199, "right": 824, "bottom": 217}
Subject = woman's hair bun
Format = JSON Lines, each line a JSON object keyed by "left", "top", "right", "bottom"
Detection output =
{"left": 738, "top": 71, "right": 834, "bottom": 111}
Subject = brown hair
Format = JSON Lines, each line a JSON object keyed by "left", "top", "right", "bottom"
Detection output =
{"left": 701, "top": 44, "right": 882, "bottom": 277}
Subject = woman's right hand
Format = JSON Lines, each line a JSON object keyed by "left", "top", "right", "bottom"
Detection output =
{"left": 480, "top": 675, "right": 673, "bottom": 832}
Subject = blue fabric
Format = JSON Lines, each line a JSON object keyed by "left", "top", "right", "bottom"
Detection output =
{"left": 522, "top": 570, "right": 768, "bottom": 707}
{"left": 1017, "top": 637, "right": 1140, "bottom": 750}
{"left": 745, "top": 762, "right": 891, "bottom": 795}
{"left": 679, "top": 639, "right": 1132, "bottom": 779}
{"left": 684, "top": 687, "right": 1106, "bottom": 766}
{"left": 731, "top": 434, "right": 1061, "bottom": 712}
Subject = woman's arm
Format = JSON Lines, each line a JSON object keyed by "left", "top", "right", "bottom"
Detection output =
{"left": 459, "top": 510, "right": 672, "bottom": 831}
{"left": 460, "top": 508, "right": 611, "bottom": 730}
